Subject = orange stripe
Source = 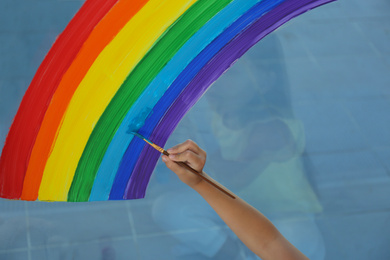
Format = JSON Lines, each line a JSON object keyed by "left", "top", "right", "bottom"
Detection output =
{"left": 21, "top": 0, "right": 149, "bottom": 200}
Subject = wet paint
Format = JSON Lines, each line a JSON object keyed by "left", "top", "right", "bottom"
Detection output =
{"left": 0, "top": 0, "right": 335, "bottom": 201}
{"left": 0, "top": 0, "right": 119, "bottom": 199}
{"left": 20, "top": 0, "right": 148, "bottom": 201}
{"left": 38, "top": 0, "right": 196, "bottom": 201}
{"left": 121, "top": 0, "right": 335, "bottom": 199}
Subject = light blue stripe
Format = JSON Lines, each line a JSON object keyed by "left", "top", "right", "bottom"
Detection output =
{"left": 89, "top": 0, "right": 262, "bottom": 201}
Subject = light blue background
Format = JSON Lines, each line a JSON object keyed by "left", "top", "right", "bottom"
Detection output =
{"left": 0, "top": 0, "right": 389, "bottom": 259}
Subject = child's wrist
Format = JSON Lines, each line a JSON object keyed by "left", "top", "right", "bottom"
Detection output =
{"left": 190, "top": 173, "right": 211, "bottom": 191}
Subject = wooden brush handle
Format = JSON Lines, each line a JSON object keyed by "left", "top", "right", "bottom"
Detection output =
{"left": 177, "top": 161, "right": 235, "bottom": 199}
{"left": 168, "top": 154, "right": 235, "bottom": 199}
{"left": 162, "top": 149, "right": 235, "bottom": 199}
{"left": 135, "top": 135, "right": 234, "bottom": 198}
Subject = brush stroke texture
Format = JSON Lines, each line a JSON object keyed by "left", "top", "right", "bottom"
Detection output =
{"left": 70, "top": 0, "right": 234, "bottom": 202}
{"left": 115, "top": 0, "right": 285, "bottom": 199}
{"left": 89, "top": 0, "right": 263, "bottom": 201}
{"left": 21, "top": 0, "right": 148, "bottom": 201}
{"left": 38, "top": 0, "right": 196, "bottom": 201}
{"left": 122, "top": 0, "right": 335, "bottom": 199}
{"left": 0, "top": 0, "right": 119, "bottom": 200}
{"left": 0, "top": 0, "right": 336, "bottom": 202}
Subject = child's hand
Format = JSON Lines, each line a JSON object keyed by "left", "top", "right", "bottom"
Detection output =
{"left": 161, "top": 140, "right": 309, "bottom": 260}
{"left": 162, "top": 140, "right": 206, "bottom": 188}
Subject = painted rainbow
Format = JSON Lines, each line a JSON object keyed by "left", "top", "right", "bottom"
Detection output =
{"left": 0, "top": 0, "right": 335, "bottom": 202}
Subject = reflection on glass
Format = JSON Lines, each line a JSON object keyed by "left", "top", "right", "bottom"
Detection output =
{"left": 151, "top": 34, "right": 325, "bottom": 259}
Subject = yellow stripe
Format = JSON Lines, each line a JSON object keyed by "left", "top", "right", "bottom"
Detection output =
{"left": 38, "top": 0, "right": 197, "bottom": 201}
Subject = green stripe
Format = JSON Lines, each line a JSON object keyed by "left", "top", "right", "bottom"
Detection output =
{"left": 68, "top": 0, "right": 233, "bottom": 202}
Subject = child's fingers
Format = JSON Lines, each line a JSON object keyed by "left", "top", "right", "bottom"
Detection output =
{"left": 162, "top": 155, "right": 203, "bottom": 187}
{"left": 163, "top": 140, "right": 207, "bottom": 187}
{"left": 162, "top": 155, "right": 185, "bottom": 174}
{"left": 168, "top": 150, "right": 204, "bottom": 172}
{"left": 167, "top": 139, "right": 204, "bottom": 156}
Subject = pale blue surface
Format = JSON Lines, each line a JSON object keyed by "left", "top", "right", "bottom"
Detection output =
{"left": 1, "top": 0, "right": 390, "bottom": 259}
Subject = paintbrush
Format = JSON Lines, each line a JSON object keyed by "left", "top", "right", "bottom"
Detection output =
{"left": 130, "top": 132, "right": 235, "bottom": 199}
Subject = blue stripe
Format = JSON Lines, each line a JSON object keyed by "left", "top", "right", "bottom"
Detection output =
{"left": 111, "top": 0, "right": 285, "bottom": 199}
{"left": 89, "top": 0, "right": 262, "bottom": 201}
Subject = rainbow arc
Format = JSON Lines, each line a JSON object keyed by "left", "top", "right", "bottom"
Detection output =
{"left": 0, "top": 0, "right": 335, "bottom": 201}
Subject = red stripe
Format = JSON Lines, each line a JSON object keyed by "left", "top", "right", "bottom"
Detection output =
{"left": 0, "top": 0, "right": 119, "bottom": 199}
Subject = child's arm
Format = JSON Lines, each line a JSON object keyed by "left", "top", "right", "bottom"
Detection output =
{"left": 162, "top": 140, "right": 309, "bottom": 260}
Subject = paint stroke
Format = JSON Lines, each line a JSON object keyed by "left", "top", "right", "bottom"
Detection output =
{"left": 124, "top": 0, "right": 335, "bottom": 199}
{"left": 0, "top": 0, "right": 336, "bottom": 202}
{"left": 0, "top": 0, "right": 118, "bottom": 199}
{"left": 89, "top": 0, "right": 262, "bottom": 201}
{"left": 38, "top": 0, "right": 196, "bottom": 201}
{"left": 20, "top": 0, "right": 148, "bottom": 201}
{"left": 113, "top": 0, "right": 286, "bottom": 199}
{"left": 69, "top": 0, "right": 232, "bottom": 202}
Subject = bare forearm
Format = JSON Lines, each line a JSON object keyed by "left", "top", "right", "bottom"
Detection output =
{"left": 162, "top": 140, "right": 309, "bottom": 260}
{"left": 193, "top": 176, "right": 308, "bottom": 260}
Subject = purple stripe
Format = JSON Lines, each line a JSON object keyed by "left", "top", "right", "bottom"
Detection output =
{"left": 126, "top": 0, "right": 336, "bottom": 199}
{"left": 119, "top": 0, "right": 285, "bottom": 199}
